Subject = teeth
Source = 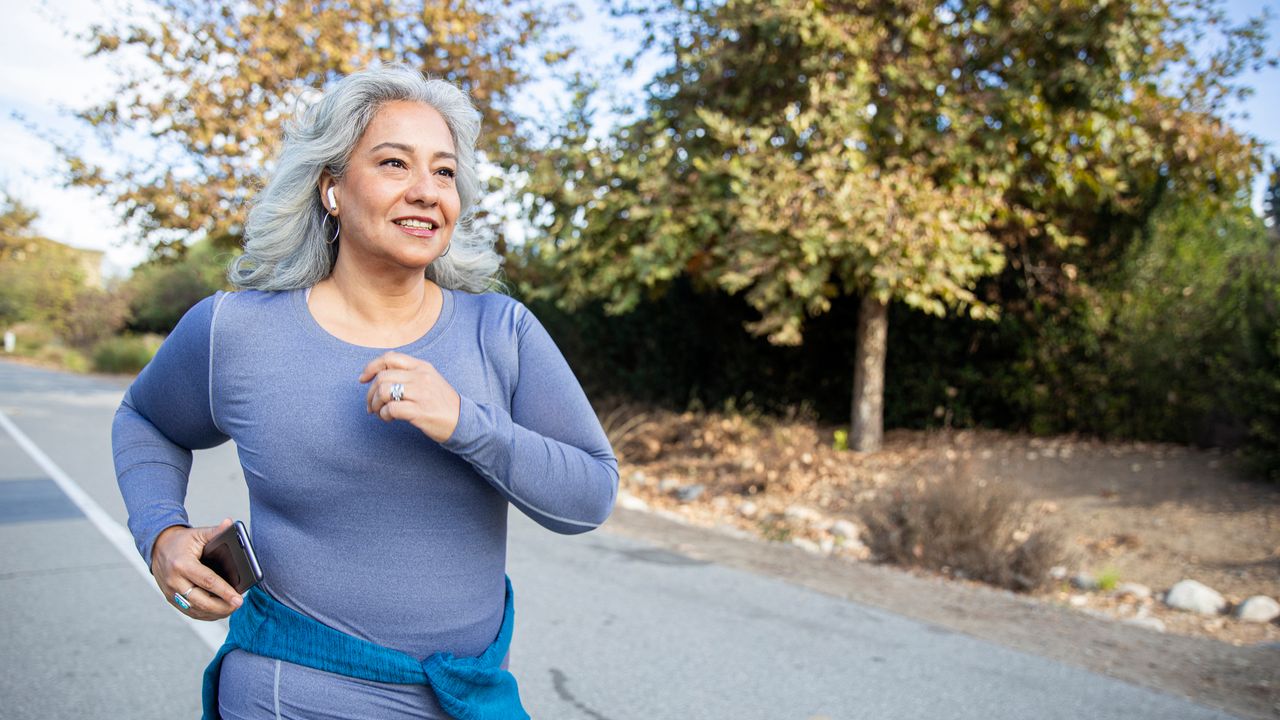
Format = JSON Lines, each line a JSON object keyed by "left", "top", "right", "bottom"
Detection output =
{"left": 396, "top": 219, "right": 436, "bottom": 229}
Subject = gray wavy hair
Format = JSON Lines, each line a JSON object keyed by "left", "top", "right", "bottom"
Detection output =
{"left": 230, "top": 65, "right": 502, "bottom": 292}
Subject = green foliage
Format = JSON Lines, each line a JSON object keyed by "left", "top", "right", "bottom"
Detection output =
{"left": 924, "top": 194, "right": 1280, "bottom": 476}
{"left": 0, "top": 193, "right": 91, "bottom": 336}
{"left": 832, "top": 429, "right": 849, "bottom": 452}
{"left": 1, "top": 192, "right": 139, "bottom": 373}
{"left": 92, "top": 334, "right": 162, "bottom": 374}
{"left": 4, "top": 323, "right": 55, "bottom": 356}
{"left": 124, "top": 240, "right": 232, "bottom": 334}
{"left": 525, "top": 0, "right": 1268, "bottom": 330}
{"left": 522, "top": 1, "right": 1018, "bottom": 346}
{"left": 1220, "top": 241, "right": 1280, "bottom": 480}
{"left": 1096, "top": 567, "right": 1121, "bottom": 592}
{"left": 1092, "top": 197, "right": 1268, "bottom": 441}
{"left": 0, "top": 192, "right": 38, "bottom": 238}
{"left": 64, "top": 285, "right": 132, "bottom": 351}
{"left": 515, "top": 0, "right": 1269, "bottom": 447}
{"left": 35, "top": 344, "right": 90, "bottom": 374}
{"left": 513, "top": 189, "right": 1280, "bottom": 479}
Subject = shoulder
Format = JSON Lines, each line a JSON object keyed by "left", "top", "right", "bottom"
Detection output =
{"left": 207, "top": 288, "right": 295, "bottom": 327}
{"left": 449, "top": 289, "right": 538, "bottom": 337}
{"left": 211, "top": 288, "right": 293, "bottom": 313}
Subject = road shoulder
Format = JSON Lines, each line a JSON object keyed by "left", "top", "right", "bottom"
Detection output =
{"left": 604, "top": 506, "right": 1279, "bottom": 720}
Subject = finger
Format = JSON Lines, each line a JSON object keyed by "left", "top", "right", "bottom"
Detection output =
{"left": 185, "top": 585, "right": 238, "bottom": 619}
{"left": 365, "top": 370, "right": 410, "bottom": 413}
{"left": 378, "top": 400, "right": 403, "bottom": 423}
{"left": 358, "top": 351, "right": 418, "bottom": 382}
{"left": 198, "top": 517, "right": 233, "bottom": 541}
{"left": 185, "top": 558, "right": 244, "bottom": 607}
{"left": 373, "top": 369, "right": 430, "bottom": 415}
{"left": 375, "top": 382, "right": 415, "bottom": 422}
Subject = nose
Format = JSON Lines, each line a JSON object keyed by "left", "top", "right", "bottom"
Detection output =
{"left": 404, "top": 169, "right": 439, "bottom": 207}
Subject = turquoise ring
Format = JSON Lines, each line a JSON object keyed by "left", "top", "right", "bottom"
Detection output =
{"left": 172, "top": 586, "right": 194, "bottom": 610}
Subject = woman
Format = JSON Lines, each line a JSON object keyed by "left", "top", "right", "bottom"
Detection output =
{"left": 112, "top": 65, "right": 618, "bottom": 719}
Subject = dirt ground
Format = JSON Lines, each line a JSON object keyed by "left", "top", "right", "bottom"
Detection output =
{"left": 602, "top": 403, "right": 1280, "bottom": 648}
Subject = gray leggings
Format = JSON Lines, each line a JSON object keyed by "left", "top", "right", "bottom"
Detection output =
{"left": 217, "top": 649, "right": 452, "bottom": 720}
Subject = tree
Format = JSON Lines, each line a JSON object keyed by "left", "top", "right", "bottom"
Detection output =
{"left": 58, "top": 0, "right": 576, "bottom": 256}
{"left": 124, "top": 239, "right": 232, "bottom": 334}
{"left": 518, "top": 0, "right": 1270, "bottom": 451}
{"left": 0, "top": 194, "right": 86, "bottom": 333}
{"left": 1, "top": 193, "right": 133, "bottom": 351}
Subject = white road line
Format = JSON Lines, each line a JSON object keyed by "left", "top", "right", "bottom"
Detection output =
{"left": 0, "top": 408, "right": 224, "bottom": 651}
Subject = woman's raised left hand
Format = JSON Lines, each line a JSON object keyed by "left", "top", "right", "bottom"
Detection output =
{"left": 359, "top": 351, "right": 461, "bottom": 442}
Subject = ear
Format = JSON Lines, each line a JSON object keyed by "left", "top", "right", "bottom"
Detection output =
{"left": 319, "top": 173, "right": 338, "bottom": 214}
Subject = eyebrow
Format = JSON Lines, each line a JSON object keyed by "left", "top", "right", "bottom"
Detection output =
{"left": 368, "top": 142, "right": 457, "bottom": 162}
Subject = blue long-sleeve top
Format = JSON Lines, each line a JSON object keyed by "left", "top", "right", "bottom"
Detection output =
{"left": 112, "top": 286, "right": 618, "bottom": 661}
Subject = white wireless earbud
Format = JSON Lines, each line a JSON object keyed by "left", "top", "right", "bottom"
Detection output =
{"left": 327, "top": 187, "right": 338, "bottom": 211}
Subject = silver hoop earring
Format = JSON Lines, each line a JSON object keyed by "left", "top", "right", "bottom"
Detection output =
{"left": 327, "top": 216, "right": 340, "bottom": 245}
{"left": 438, "top": 243, "right": 450, "bottom": 258}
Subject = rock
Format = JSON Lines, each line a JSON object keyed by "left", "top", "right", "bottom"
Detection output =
{"left": 1112, "top": 582, "right": 1152, "bottom": 602}
{"left": 784, "top": 505, "right": 822, "bottom": 525}
{"left": 1235, "top": 596, "right": 1280, "bottom": 623}
{"left": 673, "top": 484, "right": 705, "bottom": 503}
{"left": 1071, "top": 573, "right": 1099, "bottom": 591}
{"left": 830, "top": 519, "right": 860, "bottom": 540}
{"left": 658, "top": 477, "right": 681, "bottom": 492}
{"left": 791, "top": 538, "right": 821, "bottom": 553}
{"left": 1069, "top": 595, "right": 1089, "bottom": 607}
{"left": 818, "top": 537, "right": 835, "bottom": 555}
{"left": 738, "top": 501, "right": 758, "bottom": 518}
{"left": 1048, "top": 565, "right": 1069, "bottom": 581}
{"left": 616, "top": 491, "right": 649, "bottom": 511}
{"left": 1123, "top": 616, "right": 1166, "bottom": 633}
{"left": 629, "top": 470, "right": 648, "bottom": 485}
{"left": 1164, "top": 579, "right": 1227, "bottom": 615}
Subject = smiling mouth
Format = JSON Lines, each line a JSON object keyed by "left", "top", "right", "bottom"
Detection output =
{"left": 395, "top": 219, "right": 439, "bottom": 230}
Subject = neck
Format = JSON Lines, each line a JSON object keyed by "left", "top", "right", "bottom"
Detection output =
{"left": 317, "top": 258, "right": 435, "bottom": 330}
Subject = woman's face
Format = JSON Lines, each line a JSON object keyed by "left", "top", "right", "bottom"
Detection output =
{"left": 327, "top": 100, "right": 461, "bottom": 272}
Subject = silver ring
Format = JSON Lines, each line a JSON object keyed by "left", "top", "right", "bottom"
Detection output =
{"left": 173, "top": 591, "right": 192, "bottom": 610}
{"left": 390, "top": 383, "right": 405, "bottom": 402}
{"left": 180, "top": 586, "right": 196, "bottom": 598}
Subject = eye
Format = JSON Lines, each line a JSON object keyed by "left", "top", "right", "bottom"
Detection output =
{"left": 436, "top": 167, "right": 456, "bottom": 179}
{"left": 380, "top": 158, "right": 407, "bottom": 169}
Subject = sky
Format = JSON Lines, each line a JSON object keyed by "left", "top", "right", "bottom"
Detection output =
{"left": 1, "top": 0, "right": 1277, "bottom": 279}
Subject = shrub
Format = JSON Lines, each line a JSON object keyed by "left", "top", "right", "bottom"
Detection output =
{"left": 124, "top": 239, "right": 230, "bottom": 334}
{"left": 92, "top": 334, "right": 160, "bottom": 374}
{"left": 3, "top": 322, "right": 55, "bottom": 356}
{"left": 860, "top": 473, "right": 1065, "bottom": 592}
{"left": 1096, "top": 567, "right": 1121, "bottom": 592}
{"left": 35, "top": 344, "right": 90, "bottom": 373}
{"left": 64, "top": 285, "right": 132, "bottom": 350}
{"left": 1224, "top": 245, "right": 1280, "bottom": 481}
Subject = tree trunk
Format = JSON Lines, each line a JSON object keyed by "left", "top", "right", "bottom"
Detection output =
{"left": 851, "top": 293, "right": 888, "bottom": 452}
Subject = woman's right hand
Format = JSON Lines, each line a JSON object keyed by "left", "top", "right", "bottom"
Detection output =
{"left": 150, "top": 518, "right": 244, "bottom": 621}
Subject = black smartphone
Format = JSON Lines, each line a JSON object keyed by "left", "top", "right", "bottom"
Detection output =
{"left": 200, "top": 520, "right": 264, "bottom": 593}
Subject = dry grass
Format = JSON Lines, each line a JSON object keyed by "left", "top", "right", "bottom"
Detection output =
{"left": 860, "top": 471, "right": 1067, "bottom": 592}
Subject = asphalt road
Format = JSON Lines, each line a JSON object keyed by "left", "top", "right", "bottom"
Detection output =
{"left": 0, "top": 358, "right": 1242, "bottom": 719}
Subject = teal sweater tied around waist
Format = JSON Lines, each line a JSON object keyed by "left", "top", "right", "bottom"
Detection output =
{"left": 201, "top": 576, "right": 528, "bottom": 720}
